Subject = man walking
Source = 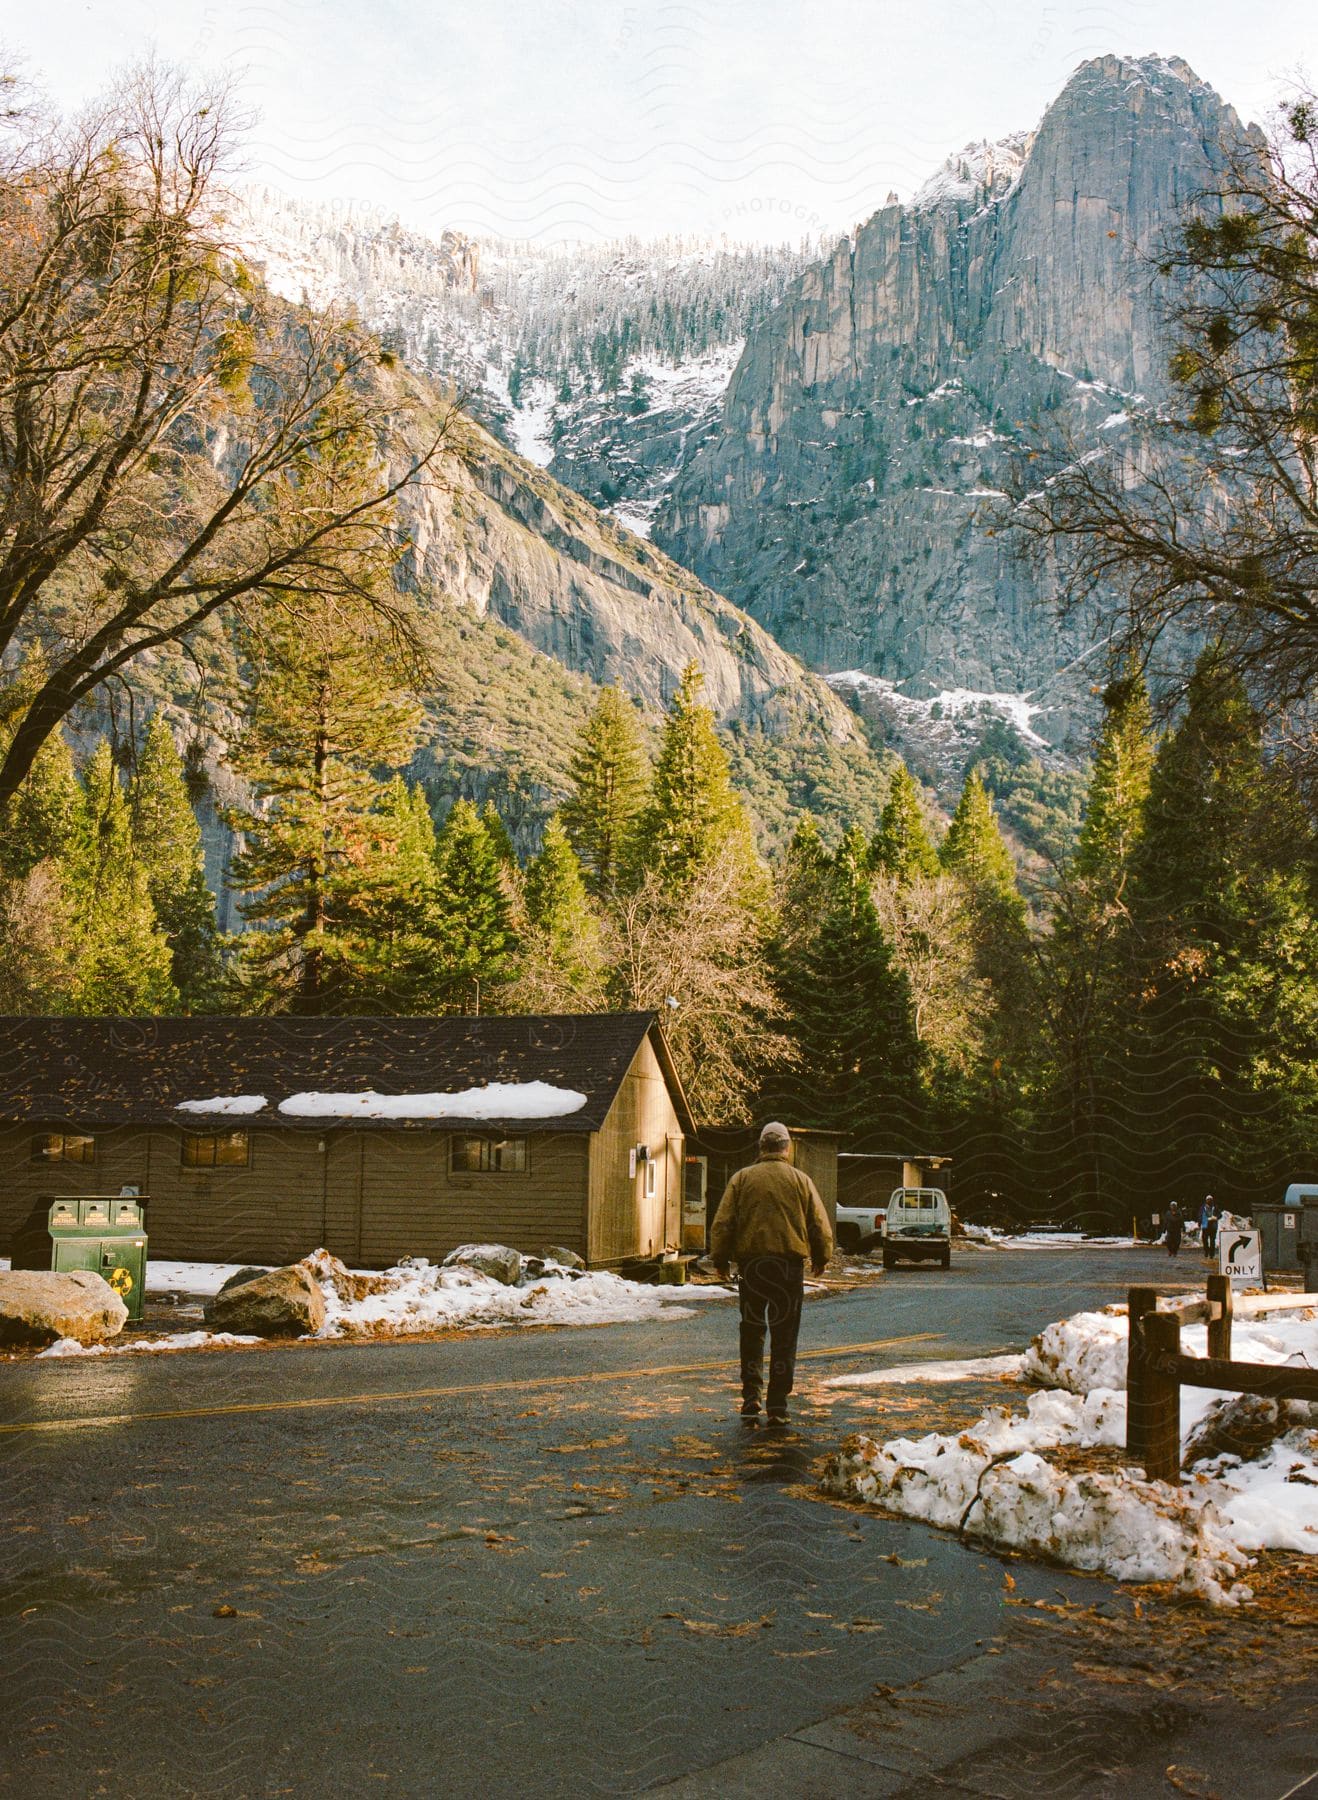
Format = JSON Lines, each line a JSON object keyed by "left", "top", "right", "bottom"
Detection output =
{"left": 710, "top": 1122, "right": 833, "bottom": 1426}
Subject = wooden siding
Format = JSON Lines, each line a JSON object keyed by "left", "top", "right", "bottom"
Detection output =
{"left": 588, "top": 1033, "right": 684, "bottom": 1264}
{"left": 0, "top": 1122, "right": 590, "bottom": 1268}
{"left": 793, "top": 1138, "right": 838, "bottom": 1229}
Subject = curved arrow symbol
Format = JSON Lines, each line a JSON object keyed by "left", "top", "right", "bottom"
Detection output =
{"left": 1226, "top": 1234, "right": 1252, "bottom": 1264}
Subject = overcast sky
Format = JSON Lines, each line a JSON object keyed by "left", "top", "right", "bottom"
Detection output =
{"left": 9, "top": 0, "right": 1316, "bottom": 242}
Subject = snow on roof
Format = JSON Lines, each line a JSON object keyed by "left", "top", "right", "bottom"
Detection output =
{"left": 276, "top": 1081, "right": 588, "bottom": 1122}
{"left": 175, "top": 1096, "right": 269, "bottom": 1116}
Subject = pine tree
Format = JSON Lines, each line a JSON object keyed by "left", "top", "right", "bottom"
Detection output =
{"left": 480, "top": 799, "right": 517, "bottom": 867}
{"left": 513, "top": 814, "right": 603, "bottom": 1009}
{"left": 941, "top": 767, "right": 1023, "bottom": 912}
{"left": 764, "top": 827, "right": 922, "bottom": 1141}
{"left": 873, "top": 763, "right": 939, "bottom": 882}
{"left": 936, "top": 769, "right": 1033, "bottom": 1215}
{"left": 130, "top": 714, "right": 223, "bottom": 1011}
{"left": 342, "top": 778, "right": 453, "bottom": 1013}
{"left": 0, "top": 654, "right": 81, "bottom": 881}
{"left": 64, "top": 743, "right": 178, "bottom": 1013}
{"left": 1115, "top": 650, "right": 1310, "bottom": 1206}
{"left": 1034, "top": 671, "right": 1157, "bottom": 1225}
{"left": 1072, "top": 670, "right": 1156, "bottom": 890}
{"left": 227, "top": 600, "right": 422, "bottom": 1013}
{"left": 638, "top": 662, "right": 757, "bottom": 893}
{"left": 561, "top": 686, "right": 647, "bottom": 897}
{"left": 429, "top": 799, "right": 518, "bottom": 1011}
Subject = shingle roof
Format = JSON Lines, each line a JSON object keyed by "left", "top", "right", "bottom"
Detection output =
{"left": 0, "top": 1013, "right": 690, "bottom": 1135}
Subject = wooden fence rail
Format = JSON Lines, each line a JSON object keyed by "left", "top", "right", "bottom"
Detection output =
{"left": 1126, "top": 1278, "right": 1318, "bottom": 1483}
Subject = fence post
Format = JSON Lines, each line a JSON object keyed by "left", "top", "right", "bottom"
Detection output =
{"left": 1126, "top": 1286, "right": 1159, "bottom": 1461}
{"left": 1206, "top": 1273, "right": 1233, "bottom": 1362}
{"left": 1141, "top": 1311, "right": 1182, "bottom": 1484}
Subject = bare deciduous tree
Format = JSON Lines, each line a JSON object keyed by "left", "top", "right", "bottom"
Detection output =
{"left": 0, "top": 63, "right": 450, "bottom": 812}
{"left": 871, "top": 871, "right": 991, "bottom": 1078}
{"left": 606, "top": 840, "right": 788, "bottom": 1118}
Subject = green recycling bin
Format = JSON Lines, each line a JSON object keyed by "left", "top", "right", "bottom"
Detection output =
{"left": 45, "top": 1196, "right": 148, "bottom": 1322}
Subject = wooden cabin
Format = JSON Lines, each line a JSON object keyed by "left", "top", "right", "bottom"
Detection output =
{"left": 0, "top": 1013, "right": 693, "bottom": 1270}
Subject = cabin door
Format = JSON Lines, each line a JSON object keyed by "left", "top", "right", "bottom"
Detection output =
{"left": 665, "top": 1134, "right": 683, "bottom": 1250}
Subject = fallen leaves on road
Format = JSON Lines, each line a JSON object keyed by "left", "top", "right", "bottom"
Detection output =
{"left": 680, "top": 1613, "right": 776, "bottom": 1638}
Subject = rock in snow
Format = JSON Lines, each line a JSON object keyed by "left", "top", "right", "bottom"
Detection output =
{"left": 441, "top": 1244, "right": 524, "bottom": 1285}
{"left": 204, "top": 1265, "right": 327, "bottom": 1337}
{"left": 541, "top": 1246, "right": 586, "bottom": 1270}
{"left": 0, "top": 1269, "right": 128, "bottom": 1346}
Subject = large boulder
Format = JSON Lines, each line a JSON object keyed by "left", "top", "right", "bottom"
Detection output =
{"left": 0, "top": 1270, "right": 128, "bottom": 1346}
{"left": 541, "top": 1246, "right": 585, "bottom": 1270}
{"left": 204, "top": 1265, "right": 326, "bottom": 1338}
{"left": 442, "top": 1243, "right": 523, "bottom": 1285}
{"left": 217, "top": 1266, "right": 269, "bottom": 1295}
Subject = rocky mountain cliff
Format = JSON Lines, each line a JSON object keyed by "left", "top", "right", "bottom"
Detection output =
{"left": 653, "top": 55, "right": 1254, "bottom": 746}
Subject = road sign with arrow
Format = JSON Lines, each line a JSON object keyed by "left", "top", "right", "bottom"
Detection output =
{"left": 1219, "top": 1228, "right": 1263, "bottom": 1289}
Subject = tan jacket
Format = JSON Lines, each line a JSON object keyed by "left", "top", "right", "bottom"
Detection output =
{"left": 710, "top": 1152, "right": 834, "bottom": 1266}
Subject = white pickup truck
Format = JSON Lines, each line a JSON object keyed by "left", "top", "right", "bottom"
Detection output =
{"left": 835, "top": 1202, "right": 886, "bottom": 1254}
{"left": 881, "top": 1187, "right": 952, "bottom": 1269}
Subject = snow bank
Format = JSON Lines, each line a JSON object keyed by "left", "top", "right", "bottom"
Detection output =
{"left": 827, "top": 1300, "right": 1318, "bottom": 1604}
{"left": 822, "top": 1390, "right": 1251, "bottom": 1605}
{"left": 1025, "top": 1303, "right": 1318, "bottom": 1397}
{"left": 39, "top": 1330, "right": 261, "bottom": 1357}
{"left": 276, "top": 1081, "right": 587, "bottom": 1120}
{"left": 300, "top": 1248, "right": 702, "bottom": 1336}
{"left": 1024, "top": 1306, "right": 1129, "bottom": 1392}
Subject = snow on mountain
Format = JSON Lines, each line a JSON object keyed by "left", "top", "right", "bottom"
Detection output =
{"left": 229, "top": 187, "right": 810, "bottom": 530}
{"left": 824, "top": 670, "right": 1073, "bottom": 791}
{"left": 910, "top": 131, "right": 1031, "bottom": 212}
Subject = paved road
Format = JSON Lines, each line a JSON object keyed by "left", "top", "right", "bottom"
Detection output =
{"left": 0, "top": 1246, "right": 1306, "bottom": 1798}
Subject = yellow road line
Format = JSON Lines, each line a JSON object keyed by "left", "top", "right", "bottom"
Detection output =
{"left": 0, "top": 1332, "right": 941, "bottom": 1436}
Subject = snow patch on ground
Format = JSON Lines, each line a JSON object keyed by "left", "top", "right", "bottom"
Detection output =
{"left": 828, "top": 1353, "right": 1025, "bottom": 1388}
{"left": 175, "top": 1095, "right": 269, "bottom": 1116}
{"left": 39, "top": 1331, "right": 262, "bottom": 1357}
{"left": 276, "top": 1082, "right": 586, "bottom": 1121}
{"left": 823, "top": 1397, "right": 1250, "bottom": 1605}
{"left": 146, "top": 1260, "right": 270, "bottom": 1297}
{"left": 303, "top": 1248, "right": 706, "bottom": 1335}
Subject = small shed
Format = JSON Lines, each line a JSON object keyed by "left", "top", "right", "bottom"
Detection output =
{"left": 837, "top": 1152, "right": 953, "bottom": 1215}
{"left": 686, "top": 1124, "right": 843, "bottom": 1251}
{"left": 0, "top": 1013, "right": 694, "bottom": 1270}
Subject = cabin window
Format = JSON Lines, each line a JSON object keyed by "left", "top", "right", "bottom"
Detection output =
{"left": 450, "top": 1135, "right": 528, "bottom": 1174}
{"left": 644, "top": 1155, "right": 658, "bottom": 1199}
{"left": 181, "top": 1130, "right": 250, "bottom": 1169}
{"left": 31, "top": 1131, "right": 96, "bottom": 1164}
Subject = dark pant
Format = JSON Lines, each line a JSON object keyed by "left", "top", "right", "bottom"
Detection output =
{"left": 738, "top": 1254, "right": 805, "bottom": 1411}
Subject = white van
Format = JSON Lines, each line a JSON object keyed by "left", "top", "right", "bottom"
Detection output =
{"left": 882, "top": 1187, "right": 952, "bottom": 1270}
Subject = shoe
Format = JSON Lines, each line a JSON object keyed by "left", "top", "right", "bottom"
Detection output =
{"left": 740, "top": 1399, "right": 761, "bottom": 1417}
{"left": 765, "top": 1410, "right": 789, "bottom": 1428}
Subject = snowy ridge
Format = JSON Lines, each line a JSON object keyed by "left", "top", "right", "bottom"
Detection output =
{"left": 910, "top": 131, "right": 1032, "bottom": 212}
{"left": 826, "top": 671, "right": 1051, "bottom": 749}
